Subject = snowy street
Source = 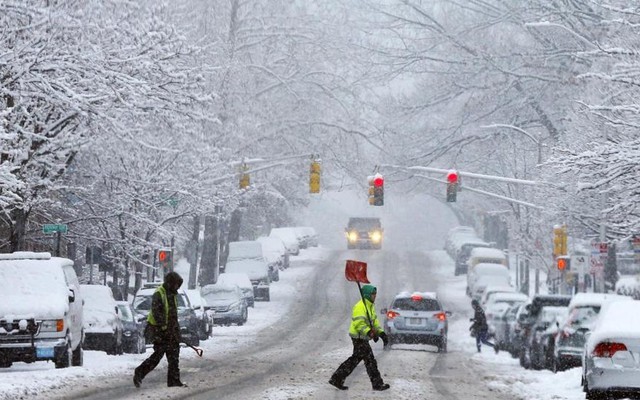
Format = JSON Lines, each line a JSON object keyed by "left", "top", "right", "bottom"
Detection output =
{"left": 1, "top": 245, "right": 587, "bottom": 400}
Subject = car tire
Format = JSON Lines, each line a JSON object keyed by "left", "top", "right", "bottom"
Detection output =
{"left": 71, "top": 343, "right": 83, "bottom": 366}
{"left": 55, "top": 342, "right": 72, "bottom": 369}
{"left": 438, "top": 337, "right": 448, "bottom": 353}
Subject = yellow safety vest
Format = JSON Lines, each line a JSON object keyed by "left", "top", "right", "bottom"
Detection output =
{"left": 349, "top": 298, "right": 383, "bottom": 340}
{"left": 146, "top": 285, "right": 178, "bottom": 331}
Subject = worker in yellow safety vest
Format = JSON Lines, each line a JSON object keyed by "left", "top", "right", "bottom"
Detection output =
{"left": 133, "top": 272, "right": 186, "bottom": 388}
{"left": 329, "top": 284, "right": 390, "bottom": 391}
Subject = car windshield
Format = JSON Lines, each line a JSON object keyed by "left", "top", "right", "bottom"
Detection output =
{"left": 393, "top": 298, "right": 440, "bottom": 311}
{"left": 117, "top": 304, "right": 134, "bottom": 322}
{"left": 567, "top": 305, "right": 600, "bottom": 328}
{"left": 348, "top": 218, "right": 381, "bottom": 229}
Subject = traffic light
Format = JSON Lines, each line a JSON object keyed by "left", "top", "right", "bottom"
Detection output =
{"left": 553, "top": 224, "right": 567, "bottom": 257}
{"left": 446, "top": 170, "right": 458, "bottom": 202}
{"left": 239, "top": 163, "right": 250, "bottom": 189}
{"left": 370, "top": 174, "right": 384, "bottom": 206}
{"left": 158, "top": 248, "right": 173, "bottom": 274}
{"left": 309, "top": 160, "right": 321, "bottom": 193}
{"left": 556, "top": 256, "right": 570, "bottom": 271}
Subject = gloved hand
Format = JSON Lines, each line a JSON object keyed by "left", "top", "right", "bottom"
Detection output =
{"left": 368, "top": 329, "right": 379, "bottom": 342}
{"left": 380, "top": 332, "right": 389, "bottom": 346}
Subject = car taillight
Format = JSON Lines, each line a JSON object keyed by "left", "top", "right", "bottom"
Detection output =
{"left": 386, "top": 311, "right": 400, "bottom": 320}
{"left": 434, "top": 312, "right": 446, "bottom": 321}
{"left": 592, "top": 342, "right": 628, "bottom": 358}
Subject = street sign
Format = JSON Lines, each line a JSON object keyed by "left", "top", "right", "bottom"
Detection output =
{"left": 590, "top": 242, "right": 605, "bottom": 274}
{"left": 43, "top": 224, "right": 68, "bottom": 234}
{"left": 572, "top": 255, "right": 588, "bottom": 290}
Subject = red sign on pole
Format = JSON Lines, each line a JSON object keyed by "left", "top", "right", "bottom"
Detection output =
{"left": 345, "top": 260, "right": 369, "bottom": 283}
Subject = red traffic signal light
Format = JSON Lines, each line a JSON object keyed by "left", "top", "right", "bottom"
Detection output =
{"left": 159, "top": 250, "right": 168, "bottom": 262}
{"left": 446, "top": 171, "right": 458, "bottom": 184}
{"left": 557, "top": 257, "right": 570, "bottom": 271}
{"left": 373, "top": 176, "right": 384, "bottom": 187}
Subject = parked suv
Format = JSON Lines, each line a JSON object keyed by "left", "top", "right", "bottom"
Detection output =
{"left": 0, "top": 252, "right": 84, "bottom": 368}
{"left": 382, "top": 291, "right": 451, "bottom": 352}
{"left": 345, "top": 217, "right": 383, "bottom": 249}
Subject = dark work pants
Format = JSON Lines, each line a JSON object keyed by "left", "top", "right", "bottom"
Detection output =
{"left": 476, "top": 329, "right": 495, "bottom": 351}
{"left": 134, "top": 337, "right": 181, "bottom": 386}
{"left": 330, "top": 338, "right": 384, "bottom": 388}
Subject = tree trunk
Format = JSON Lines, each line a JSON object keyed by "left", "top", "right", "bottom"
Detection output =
{"left": 188, "top": 215, "right": 200, "bottom": 289}
{"left": 199, "top": 215, "right": 219, "bottom": 286}
{"left": 9, "top": 208, "right": 29, "bottom": 252}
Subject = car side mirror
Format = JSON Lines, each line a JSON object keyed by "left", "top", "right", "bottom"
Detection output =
{"left": 68, "top": 288, "right": 75, "bottom": 303}
{"left": 381, "top": 308, "right": 388, "bottom": 314}
{"left": 137, "top": 315, "right": 146, "bottom": 323}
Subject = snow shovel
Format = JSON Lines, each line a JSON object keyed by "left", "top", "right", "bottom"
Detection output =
{"left": 183, "top": 343, "right": 204, "bottom": 357}
{"left": 345, "top": 260, "right": 377, "bottom": 341}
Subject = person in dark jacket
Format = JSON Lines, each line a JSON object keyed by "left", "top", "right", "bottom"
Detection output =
{"left": 329, "top": 284, "right": 390, "bottom": 392}
{"left": 470, "top": 299, "right": 498, "bottom": 353}
{"left": 133, "top": 272, "right": 186, "bottom": 387}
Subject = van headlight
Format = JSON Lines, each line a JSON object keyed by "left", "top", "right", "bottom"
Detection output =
{"left": 370, "top": 231, "right": 382, "bottom": 243}
{"left": 348, "top": 231, "right": 358, "bottom": 242}
{"left": 40, "top": 319, "right": 64, "bottom": 332}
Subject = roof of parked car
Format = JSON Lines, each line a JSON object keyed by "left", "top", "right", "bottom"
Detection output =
{"left": 394, "top": 291, "right": 438, "bottom": 300}
{"left": 568, "top": 292, "right": 633, "bottom": 309}
{"left": 469, "top": 247, "right": 506, "bottom": 258}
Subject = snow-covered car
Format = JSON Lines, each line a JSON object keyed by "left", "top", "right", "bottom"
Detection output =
{"left": 228, "top": 240, "right": 278, "bottom": 282}
{"left": 470, "top": 279, "right": 513, "bottom": 302}
{"left": 298, "top": 226, "right": 319, "bottom": 247}
{"left": 257, "top": 236, "right": 289, "bottom": 270}
{"left": 525, "top": 305, "right": 568, "bottom": 370}
{"left": 0, "top": 252, "right": 84, "bottom": 368}
{"left": 466, "top": 247, "right": 508, "bottom": 272}
{"left": 454, "top": 241, "right": 491, "bottom": 275}
{"left": 201, "top": 284, "right": 248, "bottom": 326}
{"left": 225, "top": 258, "right": 271, "bottom": 301}
{"left": 486, "top": 301, "right": 513, "bottom": 338}
{"left": 132, "top": 285, "right": 200, "bottom": 346}
{"left": 582, "top": 299, "right": 640, "bottom": 399}
{"left": 81, "top": 284, "right": 123, "bottom": 355}
{"left": 269, "top": 227, "right": 300, "bottom": 256}
{"left": 550, "top": 293, "right": 632, "bottom": 373}
{"left": 382, "top": 291, "right": 451, "bottom": 352}
{"left": 185, "top": 289, "right": 212, "bottom": 341}
{"left": 116, "top": 301, "right": 146, "bottom": 354}
{"left": 217, "top": 272, "right": 255, "bottom": 307}
{"left": 466, "top": 263, "right": 510, "bottom": 297}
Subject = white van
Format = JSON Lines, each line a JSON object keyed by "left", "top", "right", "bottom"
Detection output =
{"left": 228, "top": 240, "right": 278, "bottom": 282}
{"left": 0, "top": 252, "right": 83, "bottom": 368}
{"left": 225, "top": 258, "right": 271, "bottom": 301}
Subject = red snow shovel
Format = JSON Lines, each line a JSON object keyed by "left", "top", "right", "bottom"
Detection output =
{"left": 345, "top": 260, "right": 376, "bottom": 339}
{"left": 184, "top": 343, "right": 203, "bottom": 357}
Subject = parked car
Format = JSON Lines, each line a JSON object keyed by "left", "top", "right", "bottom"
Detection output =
{"left": 225, "top": 258, "right": 271, "bottom": 301}
{"left": 444, "top": 226, "right": 478, "bottom": 258}
{"left": 299, "top": 226, "right": 319, "bottom": 247}
{"left": 497, "top": 302, "right": 527, "bottom": 355}
{"left": 466, "top": 247, "right": 508, "bottom": 272}
{"left": 525, "top": 305, "right": 568, "bottom": 370}
{"left": 185, "top": 289, "right": 213, "bottom": 341}
{"left": 269, "top": 227, "right": 300, "bottom": 256}
{"left": 486, "top": 301, "right": 512, "bottom": 339}
{"left": 466, "top": 263, "right": 510, "bottom": 297}
{"left": 381, "top": 291, "right": 451, "bottom": 352}
{"left": 470, "top": 279, "right": 513, "bottom": 301}
{"left": 582, "top": 299, "right": 640, "bottom": 399}
{"left": 549, "top": 293, "right": 632, "bottom": 373}
{"left": 257, "top": 236, "right": 288, "bottom": 270}
{"left": 201, "top": 283, "right": 248, "bottom": 326}
{"left": 81, "top": 284, "right": 124, "bottom": 355}
{"left": 517, "top": 295, "right": 572, "bottom": 369}
{"left": 509, "top": 302, "right": 531, "bottom": 358}
{"left": 455, "top": 241, "right": 491, "bottom": 275}
{"left": 217, "top": 272, "right": 255, "bottom": 307}
{"left": 485, "top": 292, "right": 528, "bottom": 338}
{"left": 0, "top": 252, "right": 84, "bottom": 369}
{"left": 116, "top": 301, "right": 146, "bottom": 354}
{"left": 132, "top": 285, "right": 200, "bottom": 346}
{"left": 228, "top": 240, "right": 278, "bottom": 282}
